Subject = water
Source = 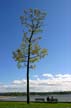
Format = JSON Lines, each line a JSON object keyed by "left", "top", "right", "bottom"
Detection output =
{"left": 0, "top": 94, "right": 71, "bottom": 102}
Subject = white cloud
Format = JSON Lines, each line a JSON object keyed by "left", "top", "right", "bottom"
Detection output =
{"left": 55, "top": 74, "right": 71, "bottom": 78}
{"left": 42, "top": 73, "right": 53, "bottom": 78}
{"left": 12, "top": 79, "right": 26, "bottom": 85}
{"left": 0, "top": 73, "right": 71, "bottom": 92}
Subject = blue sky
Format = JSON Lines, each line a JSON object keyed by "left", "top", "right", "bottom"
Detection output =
{"left": 0, "top": 0, "right": 71, "bottom": 92}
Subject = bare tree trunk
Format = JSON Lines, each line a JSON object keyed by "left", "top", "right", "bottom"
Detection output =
{"left": 27, "top": 31, "right": 34, "bottom": 104}
{"left": 27, "top": 44, "right": 30, "bottom": 104}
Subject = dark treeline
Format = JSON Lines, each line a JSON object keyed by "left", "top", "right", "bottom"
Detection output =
{"left": 0, "top": 92, "right": 26, "bottom": 96}
{"left": 0, "top": 91, "right": 71, "bottom": 96}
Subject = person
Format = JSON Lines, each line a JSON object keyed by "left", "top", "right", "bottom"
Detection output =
{"left": 47, "top": 96, "right": 50, "bottom": 102}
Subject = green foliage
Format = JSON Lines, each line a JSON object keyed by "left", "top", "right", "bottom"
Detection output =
{"left": 13, "top": 8, "right": 47, "bottom": 69}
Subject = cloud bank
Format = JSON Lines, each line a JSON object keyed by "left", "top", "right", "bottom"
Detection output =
{"left": 0, "top": 73, "right": 71, "bottom": 92}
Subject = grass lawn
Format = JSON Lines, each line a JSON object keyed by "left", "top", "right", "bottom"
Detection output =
{"left": 0, "top": 102, "right": 71, "bottom": 108}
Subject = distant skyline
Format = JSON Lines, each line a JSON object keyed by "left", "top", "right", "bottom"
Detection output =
{"left": 0, "top": 0, "right": 71, "bottom": 92}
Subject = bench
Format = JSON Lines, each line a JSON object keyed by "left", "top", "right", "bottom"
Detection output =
{"left": 35, "top": 98, "right": 45, "bottom": 102}
{"left": 47, "top": 97, "right": 58, "bottom": 103}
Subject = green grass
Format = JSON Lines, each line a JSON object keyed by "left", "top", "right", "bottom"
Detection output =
{"left": 0, "top": 102, "right": 71, "bottom": 108}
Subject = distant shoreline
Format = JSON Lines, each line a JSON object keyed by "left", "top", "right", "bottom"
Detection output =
{"left": 0, "top": 91, "right": 71, "bottom": 96}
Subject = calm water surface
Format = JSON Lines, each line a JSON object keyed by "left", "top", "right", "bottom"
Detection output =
{"left": 0, "top": 94, "right": 71, "bottom": 102}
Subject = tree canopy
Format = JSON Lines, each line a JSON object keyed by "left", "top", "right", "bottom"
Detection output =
{"left": 13, "top": 8, "right": 47, "bottom": 69}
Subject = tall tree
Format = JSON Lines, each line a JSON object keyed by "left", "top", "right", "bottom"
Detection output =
{"left": 13, "top": 8, "right": 47, "bottom": 104}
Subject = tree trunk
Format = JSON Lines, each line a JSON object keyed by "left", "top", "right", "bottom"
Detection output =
{"left": 27, "top": 31, "right": 33, "bottom": 104}
{"left": 27, "top": 62, "right": 29, "bottom": 104}
{"left": 27, "top": 43, "right": 30, "bottom": 104}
